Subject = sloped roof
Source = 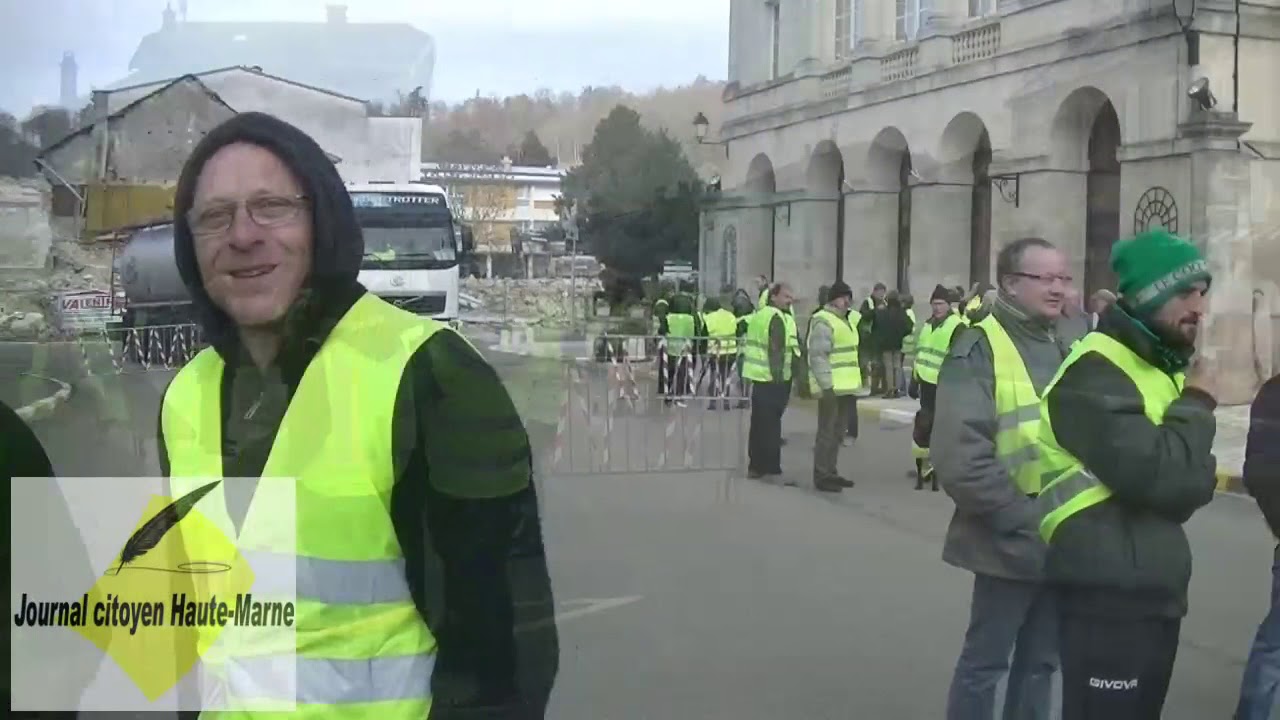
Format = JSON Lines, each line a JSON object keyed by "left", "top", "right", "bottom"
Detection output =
{"left": 38, "top": 75, "right": 343, "bottom": 165}
{"left": 39, "top": 75, "right": 234, "bottom": 159}
{"left": 105, "top": 65, "right": 367, "bottom": 105}
{"left": 125, "top": 21, "right": 434, "bottom": 103}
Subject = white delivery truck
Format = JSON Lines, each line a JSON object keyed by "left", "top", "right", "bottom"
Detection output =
{"left": 348, "top": 182, "right": 468, "bottom": 326}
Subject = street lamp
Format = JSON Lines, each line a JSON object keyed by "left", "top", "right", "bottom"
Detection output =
{"left": 692, "top": 111, "right": 728, "bottom": 158}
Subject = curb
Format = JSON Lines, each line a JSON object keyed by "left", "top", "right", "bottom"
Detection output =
{"left": 14, "top": 374, "right": 73, "bottom": 423}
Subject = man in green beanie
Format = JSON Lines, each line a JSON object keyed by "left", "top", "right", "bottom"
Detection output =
{"left": 1035, "top": 228, "right": 1218, "bottom": 718}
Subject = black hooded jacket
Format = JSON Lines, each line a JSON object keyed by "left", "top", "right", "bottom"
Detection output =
{"left": 159, "top": 113, "right": 557, "bottom": 716}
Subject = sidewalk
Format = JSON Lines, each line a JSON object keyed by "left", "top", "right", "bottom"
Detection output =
{"left": 814, "top": 394, "right": 1250, "bottom": 495}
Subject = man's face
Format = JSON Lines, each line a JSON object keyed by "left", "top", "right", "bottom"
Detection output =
{"left": 190, "top": 142, "right": 313, "bottom": 329}
{"left": 772, "top": 285, "right": 794, "bottom": 310}
{"left": 931, "top": 299, "right": 951, "bottom": 319}
{"left": 830, "top": 294, "right": 850, "bottom": 312}
{"left": 1004, "top": 246, "right": 1069, "bottom": 321}
{"left": 1151, "top": 281, "right": 1209, "bottom": 347}
{"left": 873, "top": 287, "right": 885, "bottom": 302}
{"left": 756, "top": 276, "right": 769, "bottom": 291}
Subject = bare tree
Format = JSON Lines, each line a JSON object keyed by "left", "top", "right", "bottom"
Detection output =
{"left": 429, "top": 163, "right": 518, "bottom": 250}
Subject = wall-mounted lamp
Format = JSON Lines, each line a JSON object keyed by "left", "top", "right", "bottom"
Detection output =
{"left": 991, "top": 173, "right": 1020, "bottom": 207}
{"left": 1188, "top": 77, "right": 1217, "bottom": 111}
{"left": 693, "top": 111, "right": 729, "bottom": 159}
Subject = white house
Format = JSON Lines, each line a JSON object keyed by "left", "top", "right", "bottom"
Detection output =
{"left": 700, "top": 0, "right": 1280, "bottom": 403}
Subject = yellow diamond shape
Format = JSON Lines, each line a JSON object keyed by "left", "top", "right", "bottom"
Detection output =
{"left": 74, "top": 494, "right": 256, "bottom": 702}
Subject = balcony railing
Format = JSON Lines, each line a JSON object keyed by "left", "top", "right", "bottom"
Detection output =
{"left": 820, "top": 66, "right": 852, "bottom": 99}
{"left": 880, "top": 47, "right": 918, "bottom": 82}
{"left": 953, "top": 22, "right": 1001, "bottom": 64}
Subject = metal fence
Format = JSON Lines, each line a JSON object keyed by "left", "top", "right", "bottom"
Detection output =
{"left": 75, "top": 323, "right": 208, "bottom": 375}
{"left": 546, "top": 336, "right": 750, "bottom": 477}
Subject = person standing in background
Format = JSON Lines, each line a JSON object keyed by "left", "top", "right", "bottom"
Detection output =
{"left": 873, "top": 290, "right": 912, "bottom": 400}
{"left": 807, "top": 281, "right": 860, "bottom": 493}
{"left": 910, "top": 285, "right": 965, "bottom": 491}
{"left": 701, "top": 298, "right": 740, "bottom": 410}
{"left": 858, "top": 283, "right": 886, "bottom": 395}
{"left": 900, "top": 293, "right": 918, "bottom": 396}
{"left": 743, "top": 283, "right": 798, "bottom": 483}
{"left": 1236, "top": 371, "right": 1280, "bottom": 720}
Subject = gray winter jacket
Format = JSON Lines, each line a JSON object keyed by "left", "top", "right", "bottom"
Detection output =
{"left": 806, "top": 304, "right": 844, "bottom": 391}
{"left": 932, "top": 295, "right": 1078, "bottom": 581}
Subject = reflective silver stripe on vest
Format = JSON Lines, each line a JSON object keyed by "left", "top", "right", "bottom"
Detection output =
{"left": 219, "top": 652, "right": 435, "bottom": 704}
{"left": 1038, "top": 468, "right": 1104, "bottom": 516}
{"left": 242, "top": 550, "right": 412, "bottom": 604}
{"left": 999, "top": 444, "right": 1040, "bottom": 482}
{"left": 830, "top": 361, "right": 860, "bottom": 369}
{"left": 997, "top": 404, "right": 1042, "bottom": 433}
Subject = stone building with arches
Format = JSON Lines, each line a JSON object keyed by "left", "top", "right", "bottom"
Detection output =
{"left": 699, "top": 0, "right": 1280, "bottom": 403}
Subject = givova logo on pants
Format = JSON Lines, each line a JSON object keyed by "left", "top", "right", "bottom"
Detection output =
{"left": 1089, "top": 677, "right": 1140, "bottom": 691}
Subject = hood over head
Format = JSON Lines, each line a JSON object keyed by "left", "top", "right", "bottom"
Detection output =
{"left": 172, "top": 111, "right": 365, "bottom": 359}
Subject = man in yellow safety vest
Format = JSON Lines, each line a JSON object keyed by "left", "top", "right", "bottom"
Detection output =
{"left": 663, "top": 293, "right": 698, "bottom": 407}
{"left": 1036, "top": 228, "right": 1216, "bottom": 717}
{"left": 909, "top": 285, "right": 963, "bottom": 491}
{"left": 806, "top": 281, "right": 860, "bottom": 493}
{"left": 157, "top": 112, "right": 558, "bottom": 718}
{"left": 702, "top": 298, "right": 739, "bottom": 410}
{"left": 742, "top": 282, "right": 798, "bottom": 482}
{"left": 932, "top": 238, "right": 1077, "bottom": 720}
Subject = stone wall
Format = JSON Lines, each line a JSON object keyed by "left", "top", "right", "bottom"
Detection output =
{"left": 461, "top": 277, "right": 601, "bottom": 326}
{"left": 0, "top": 178, "right": 53, "bottom": 270}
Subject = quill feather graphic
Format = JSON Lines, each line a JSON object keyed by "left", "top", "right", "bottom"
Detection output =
{"left": 113, "top": 480, "right": 222, "bottom": 575}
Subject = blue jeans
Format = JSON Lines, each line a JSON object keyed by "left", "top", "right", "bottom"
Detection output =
{"left": 1236, "top": 544, "right": 1280, "bottom": 720}
{"left": 947, "top": 573, "right": 1059, "bottom": 720}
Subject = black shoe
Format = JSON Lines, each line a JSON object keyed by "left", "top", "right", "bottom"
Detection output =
{"left": 836, "top": 476, "right": 854, "bottom": 488}
{"left": 748, "top": 469, "right": 767, "bottom": 479}
{"left": 814, "top": 481, "right": 843, "bottom": 493}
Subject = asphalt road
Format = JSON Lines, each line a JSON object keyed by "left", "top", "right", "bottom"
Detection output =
{"left": 4, "top": 338, "right": 1275, "bottom": 718}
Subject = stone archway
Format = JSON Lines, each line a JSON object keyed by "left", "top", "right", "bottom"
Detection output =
{"left": 1085, "top": 102, "right": 1121, "bottom": 298}
{"left": 743, "top": 153, "right": 777, "bottom": 284}
{"left": 938, "top": 111, "right": 994, "bottom": 287}
{"left": 868, "top": 127, "right": 912, "bottom": 293}
{"left": 1050, "top": 86, "right": 1123, "bottom": 298}
{"left": 805, "top": 140, "right": 846, "bottom": 283}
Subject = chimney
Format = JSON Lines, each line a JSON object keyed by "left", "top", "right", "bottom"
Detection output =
{"left": 162, "top": 2, "right": 176, "bottom": 30}
{"left": 60, "top": 52, "right": 78, "bottom": 109}
{"left": 326, "top": 5, "right": 347, "bottom": 24}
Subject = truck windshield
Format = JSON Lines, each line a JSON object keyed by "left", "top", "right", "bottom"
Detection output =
{"left": 352, "top": 193, "right": 459, "bottom": 270}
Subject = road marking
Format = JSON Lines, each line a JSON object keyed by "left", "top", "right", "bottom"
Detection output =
{"left": 516, "top": 595, "right": 642, "bottom": 633}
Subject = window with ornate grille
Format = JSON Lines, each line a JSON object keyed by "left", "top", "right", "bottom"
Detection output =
{"left": 767, "top": 0, "right": 781, "bottom": 79}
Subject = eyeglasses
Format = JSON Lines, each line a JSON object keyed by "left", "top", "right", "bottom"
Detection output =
{"left": 1012, "top": 271, "right": 1073, "bottom": 285}
{"left": 187, "top": 194, "right": 309, "bottom": 237}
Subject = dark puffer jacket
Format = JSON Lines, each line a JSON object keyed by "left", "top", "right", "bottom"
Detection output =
{"left": 1043, "top": 303, "right": 1218, "bottom": 618}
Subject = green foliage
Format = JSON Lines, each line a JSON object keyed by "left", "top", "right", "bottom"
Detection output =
{"left": 514, "top": 130, "right": 555, "bottom": 166}
{"left": 562, "top": 105, "right": 704, "bottom": 279}
{"left": 0, "top": 111, "right": 38, "bottom": 178}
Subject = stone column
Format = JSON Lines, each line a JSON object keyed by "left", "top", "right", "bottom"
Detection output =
{"left": 907, "top": 183, "right": 972, "bottom": 297}
{"left": 923, "top": 0, "right": 968, "bottom": 35}
{"left": 842, "top": 184, "right": 901, "bottom": 299}
{"left": 857, "top": 0, "right": 895, "bottom": 53}
{"left": 1178, "top": 110, "right": 1256, "bottom": 404}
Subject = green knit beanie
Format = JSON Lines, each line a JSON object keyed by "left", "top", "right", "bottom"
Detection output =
{"left": 1110, "top": 228, "right": 1212, "bottom": 316}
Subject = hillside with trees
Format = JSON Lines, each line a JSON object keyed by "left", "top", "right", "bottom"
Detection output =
{"left": 415, "top": 77, "right": 727, "bottom": 176}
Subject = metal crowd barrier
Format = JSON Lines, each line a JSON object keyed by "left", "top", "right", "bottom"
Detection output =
{"left": 547, "top": 335, "right": 750, "bottom": 477}
{"left": 76, "top": 323, "right": 208, "bottom": 375}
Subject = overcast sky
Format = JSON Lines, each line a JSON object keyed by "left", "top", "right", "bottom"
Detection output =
{"left": 0, "top": 0, "right": 729, "bottom": 116}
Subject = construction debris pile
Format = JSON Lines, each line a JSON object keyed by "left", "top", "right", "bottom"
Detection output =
{"left": 0, "top": 178, "right": 114, "bottom": 340}
{"left": 461, "top": 277, "right": 600, "bottom": 327}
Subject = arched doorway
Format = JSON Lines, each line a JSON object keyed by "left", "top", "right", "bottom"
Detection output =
{"left": 970, "top": 131, "right": 993, "bottom": 285}
{"left": 1085, "top": 101, "right": 1121, "bottom": 298}
{"left": 805, "top": 140, "right": 846, "bottom": 285}
{"left": 744, "top": 153, "right": 778, "bottom": 283}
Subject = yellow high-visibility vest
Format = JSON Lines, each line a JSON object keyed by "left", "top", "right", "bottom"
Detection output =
{"left": 1036, "top": 332, "right": 1185, "bottom": 543}
{"left": 807, "top": 309, "right": 862, "bottom": 395}
{"left": 703, "top": 308, "right": 739, "bottom": 355}
{"left": 974, "top": 314, "right": 1046, "bottom": 496}
{"left": 914, "top": 314, "right": 963, "bottom": 384}
{"left": 903, "top": 308, "right": 919, "bottom": 356}
{"left": 162, "top": 294, "right": 443, "bottom": 719}
{"left": 666, "top": 313, "right": 695, "bottom": 355}
{"left": 742, "top": 305, "right": 795, "bottom": 382}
